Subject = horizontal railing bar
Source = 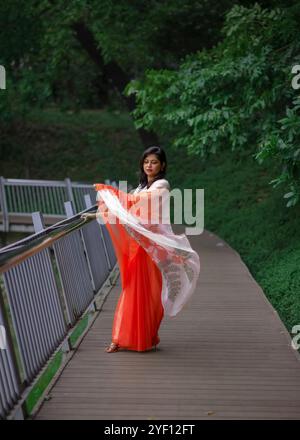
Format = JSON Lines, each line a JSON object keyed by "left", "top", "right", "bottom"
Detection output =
{"left": 4, "top": 180, "right": 93, "bottom": 188}
{"left": 0, "top": 207, "right": 97, "bottom": 274}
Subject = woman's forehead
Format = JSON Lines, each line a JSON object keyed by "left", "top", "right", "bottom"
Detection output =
{"left": 144, "top": 154, "right": 159, "bottom": 160}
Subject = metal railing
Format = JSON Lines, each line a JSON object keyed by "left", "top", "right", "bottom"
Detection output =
{"left": 0, "top": 194, "right": 117, "bottom": 419}
{"left": 0, "top": 177, "right": 118, "bottom": 233}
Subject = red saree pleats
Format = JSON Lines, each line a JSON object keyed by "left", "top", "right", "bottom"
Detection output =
{"left": 103, "top": 216, "right": 164, "bottom": 352}
{"left": 95, "top": 182, "right": 200, "bottom": 349}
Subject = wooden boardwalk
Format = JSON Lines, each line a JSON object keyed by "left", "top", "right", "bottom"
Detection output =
{"left": 34, "top": 227, "right": 300, "bottom": 420}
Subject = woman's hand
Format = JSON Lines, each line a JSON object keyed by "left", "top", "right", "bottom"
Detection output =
{"left": 81, "top": 213, "right": 97, "bottom": 220}
{"left": 94, "top": 183, "right": 118, "bottom": 192}
{"left": 94, "top": 183, "right": 107, "bottom": 191}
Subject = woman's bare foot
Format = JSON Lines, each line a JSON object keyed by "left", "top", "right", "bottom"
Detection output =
{"left": 105, "top": 342, "right": 119, "bottom": 353}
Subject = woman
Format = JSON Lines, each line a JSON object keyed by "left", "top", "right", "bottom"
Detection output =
{"left": 82, "top": 146, "right": 200, "bottom": 353}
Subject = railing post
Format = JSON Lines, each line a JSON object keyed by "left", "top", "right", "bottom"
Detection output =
{"left": 66, "top": 199, "right": 97, "bottom": 295}
{"left": 0, "top": 176, "right": 9, "bottom": 232}
{"left": 32, "top": 210, "right": 73, "bottom": 328}
{"left": 61, "top": 338, "right": 72, "bottom": 354}
{"left": 83, "top": 194, "right": 92, "bottom": 209}
{"left": 0, "top": 282, "right": 26, "bottom": 419}
{"left": 65, "top": 177, "right": 74, "bottom": 207}
{"left": 84, "top": 194, "right": 112, "bottom": 273}
{"left": 62, "top": 201, "right": 95, "bottom": 319}
{"left": 32, "top": 211, "right": 46, "bottom": 233}
{"left": 64, "top": 200, "right": 75, "bottom": 219}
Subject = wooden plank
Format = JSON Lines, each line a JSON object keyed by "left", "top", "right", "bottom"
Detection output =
{"left": 34, "top": 227, "right": 300, "bottom": 420}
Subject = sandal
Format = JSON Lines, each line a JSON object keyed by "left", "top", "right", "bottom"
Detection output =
{"left": 105, "top": 342, "right": 119, "bottom": 353}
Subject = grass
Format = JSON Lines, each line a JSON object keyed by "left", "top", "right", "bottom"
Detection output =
{"left": 175, "top": 147, "right": 300, "bottom": 334}
{"left": 69, "top": 314, "right": 89, "bottom": 346}
{"left": 24, "top": 312, "right": 91, "bottom": 416}
{"left": 0, "top": 107, "right": 142, "bottom": 185}
{"left": 25, "top": 350, "right": 63, "bottom": 415}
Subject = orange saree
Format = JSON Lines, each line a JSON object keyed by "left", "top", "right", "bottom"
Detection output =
{"left": 94, "top": 183, "right": 200, "bottom": 352}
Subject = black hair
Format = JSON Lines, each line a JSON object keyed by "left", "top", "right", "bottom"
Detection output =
{"left": 138, "top": 146, "right": 167, "bottom": 189}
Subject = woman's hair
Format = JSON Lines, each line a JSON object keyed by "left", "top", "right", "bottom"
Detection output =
{"left": 138, "top": 146, "right": 167, "bottom": 189}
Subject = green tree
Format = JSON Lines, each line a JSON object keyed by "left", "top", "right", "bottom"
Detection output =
{"left": 125, "top": 3, "right": 300, "bottom": 206}
{"left": 0, "top": 0, "right": 262, "bottom": 146}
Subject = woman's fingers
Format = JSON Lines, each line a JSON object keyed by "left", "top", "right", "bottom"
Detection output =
{"left": 94, "top": 183, "right": 104, "bottom": 191}
{"left": 81, "top": 213, "right": 96, "bottom": 220}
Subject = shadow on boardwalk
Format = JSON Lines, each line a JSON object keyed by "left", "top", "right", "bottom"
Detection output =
{"left": 34, "top": 226, "right": 300, "bottom": 420}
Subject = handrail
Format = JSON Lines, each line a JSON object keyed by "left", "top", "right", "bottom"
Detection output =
{"left": 0, "top": 199, "right": 117, "bottom": 419}
{"left": 0, "top": 176, "right": 100, "bottom": 232}
{"left": 0, "top": 207, "right": 97, "bottom": 274}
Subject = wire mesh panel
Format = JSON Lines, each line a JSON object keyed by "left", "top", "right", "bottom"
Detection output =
{"left": 5, "top": 180, "right": 69, "bottom": 215}
{"left": 100, "top": 224, "right": 117, "bottom": 269}
{"left": 53, "top": 230, "right": 95, "bottom": 325}
{"left": 72, "top": 184, "right": 97, "bottom": 213}
{"left": 0, "top": 299, "right": 22, "bottom": 420}
{"left": 1, "top": 178, "right": 95, "bottom": 220}
{"left": 2, "top": 250, "right": 67, "bottom": 382}
{"left": 80, "top": 221, "right": 111, "bottom": 292}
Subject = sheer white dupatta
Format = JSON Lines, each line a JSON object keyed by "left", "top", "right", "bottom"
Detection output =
{"left": 96, "top": 183, "right": 200, "bottom": 318}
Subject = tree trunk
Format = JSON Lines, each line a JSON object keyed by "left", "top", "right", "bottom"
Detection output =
{"left": 72, "top": 21, "right": 159, "bottom": 148}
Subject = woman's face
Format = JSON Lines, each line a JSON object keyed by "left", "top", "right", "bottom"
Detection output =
{"left": 143, "top": 154, "right": 164, "bottom": 179}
